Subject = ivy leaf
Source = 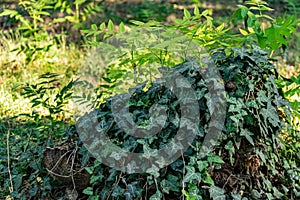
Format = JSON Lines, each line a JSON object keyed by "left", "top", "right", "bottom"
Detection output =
{"left": 203, "top": 172, "right": 214, "bottom": 185}
{"left": 225, "top": 141, "right": 235, "bottom": 165}
{"left": 112, "top": 185, "right": 125, "bottom": 197}
{"left": 256, "top": 90, "right": 269, "bottom": 105}
{"left": 127, "top": 182, "right": 138, "bottom": 196}
{"left": 272, "top": 187, "right": 284, "bottom": 198}
{"left": 13, "top": 174, "right": 23, "bottom": 191}
{"left": 82, "top": 187, "right": 93, "bottom": 195}
{"left": 146, "top": 165, "right": 160, "bottom": 178}
{"left": 260, "top": 102, "right": 280, "bottom": 127}
{"left": 143, "top": 144, "right": 158, "bottom": 159}
{"left": 182, "top": 189, "right": 198, "bottom": 200}
{"left": 266, "top": 193, "right": 273, "bottom": 200}
{"left": 85, "top": 166, "right": 94, "bottom": 174}
{"left": 240, "top": 128, "right": 254, "bottom": 146}
{"left": 184, "top": 166, "right": 201, "bottom": 182}
{"left": 251, "top": 189, "right": 262, "bottom": 199}
{"left": 262, "top": 176, "right": 273, "bottom": 191}
{"left": 256, "top": 149, "right": 266, "bottom": 164}
{"left": 207, "top": 153, "right": 224, "bottom": 164}
{"left": 209, "top": 185, "right": 226, "bottom": 200}
{"left": 149, "top": 190, "right": 162, "bottom": 200}
{"left": 160, "top": 175, "right": 180, "bottom": 194}
{"left": 246, "top": 100, "right": 258, "bottom": 109}
{"left": 231, "top": 192, "right": 242, "bottom": 200}
{"left": 28, "top": 187, "right": 39, "bottom": 197}
{"left": 124, "top": 192, "right": 132, "bottom": 200}
{"left": 281, "top": 184, "right": 289, "bottom": 194}
{"left": 232, "top": 47, "right": 249, "bottom": 59}
{"left": 197, "top": 160, "right": 209, "bottom": 172}
{"left": 90, "top": 175, "right": 102, "bottom": 184}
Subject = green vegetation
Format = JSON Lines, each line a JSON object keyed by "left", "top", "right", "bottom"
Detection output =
{"left": 0, "top": 0, "right": 299, "bottom": 199}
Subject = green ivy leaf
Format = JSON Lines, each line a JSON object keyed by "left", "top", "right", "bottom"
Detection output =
{"left": 197, "top": 160, "right": 209, "bottom": 172}
{"left": 256, "top": 149, "right": 266, "bottom": 164}
{"left": 83, "top": 187, "right": 93, "bottom": 195}
{"left": 28, "top": 187, "right": 38, "bottom": 197}
{"left": 150, "top": 190, "right": 162, "bottom": 200}
{"left": 209, "top": 185, "right": 226, "bottom": 200}
{"left": 256, "top": 90, "right": 269, "bottom": 104}
{"left": 160, "top": 175, "right": 180, "bottom": 194}
{"left": 207, "top": 153, "right": 224, "bottom": 164}
{"left": 184, "top": 166, "right": 201, "bottom": 183}
{"left": 182, "top": 189, "right": 197, "bottom": 200}
{"left": 13, "top": 174, "right": 23, "bottom": 191}
{"left": 266, "top": 193, "right": 273, "bottom": 200}
{"left": 273, "top": 187, "right": 284, "bottom": 198}
{"left": 203, "top": 172, "right": 214, "bottom": 185}
{"left": 112, "top": 185, "right": 125, "bottom": 197}
{"left": 231, "top": 192, "right": 242, "bottom": 200}
{"left": 260, "top": 102, "right": 280, "bottom": 127}
{"left": 240, "top": 129, "right": 254, "bottom": 146}
{"left": 251, "top": 189, "right": 262, "bottom": 199}
{"left": 262, "top": 176, "right": 273, "bottom": 191}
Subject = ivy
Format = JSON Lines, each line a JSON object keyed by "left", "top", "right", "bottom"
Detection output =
{"left": 66, "top": 46, "right": 298, "bottom": 199}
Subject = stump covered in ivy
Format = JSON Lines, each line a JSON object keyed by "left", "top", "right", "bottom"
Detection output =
{"left": 45, "top": 46, "right": 298, "bottom": 199}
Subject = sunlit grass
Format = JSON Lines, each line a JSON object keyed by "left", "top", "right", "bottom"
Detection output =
{"left": 0, "top": 30, "right": 84, "bottom": 118}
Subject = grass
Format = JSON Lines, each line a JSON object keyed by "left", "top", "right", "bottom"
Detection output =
{"left": 0, "top": 30, "right": 83, "bottom": 118}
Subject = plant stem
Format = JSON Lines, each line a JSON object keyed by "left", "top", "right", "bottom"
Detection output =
{"left": 6, "top": 128, "right": 13, "bottom": 193}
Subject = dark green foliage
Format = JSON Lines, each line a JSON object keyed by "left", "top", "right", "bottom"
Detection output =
{"left": 0, "top": 118, "right": 67, "bottom": 199}
{"left": 1, "top": 1, "right": 299, "bottom": 199}
{"left": 1, "top": 47, "right": 298, "bottom": 199}
{"left": 0, "top": 74, "right": 75, "bottom": 199}
{"left": 68, "top": 46, "right": 298, "bottom": 199}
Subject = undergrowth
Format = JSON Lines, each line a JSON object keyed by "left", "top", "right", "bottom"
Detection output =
{"left": 0, "top": 0, "right": 299, "bottom": 199}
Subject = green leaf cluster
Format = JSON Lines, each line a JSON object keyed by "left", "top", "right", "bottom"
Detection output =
{"left": 68, "top": 46, "right": 298, "bottom": 199}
